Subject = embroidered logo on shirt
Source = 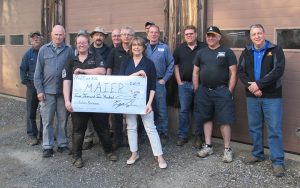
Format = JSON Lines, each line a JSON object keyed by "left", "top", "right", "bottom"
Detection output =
{"left": 217, "top": 52, "right": 226, "bottom": 58}
{"left": 100, "top": 61, "right": 104, "bottom": 66}
{"left": 267, "top": 52, "right": 272, "bottom": 56}
{"left": 62, "top": 69, "right": 66, "bottom": 78}
{"left": 158, "top": 48, "right": 165, "bottom": 52}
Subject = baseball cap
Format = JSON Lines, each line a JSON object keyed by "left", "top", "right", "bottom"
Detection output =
{"left": 206, "top": 26, "right": 221, "bottom": 35}
{"left": 30, "top": 31, "right": 41, "bottom": 38}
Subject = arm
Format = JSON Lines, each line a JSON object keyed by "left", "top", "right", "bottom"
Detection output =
{"left": 228, "top": 64, "right": 238, "bottom": 93}
{"left": 174, "top": 65, "right": 183, "bottom": 85}
{"left": 74, "top": 67, "right": 106, "bottom": 75}
{"left": 145, "top": 90, "right": 155, "bottom": 114}
{"left": 237, "top": 50, "right": 252, "bottom": 86}
{"left": 34, "top": 48, "right": 45, "bottom": 101}
{"left": 192, "top": 65, "right": 200, "bottom": 91}
{"left": 20, "top": 51, "right": 29, "bottom": 85}
{"left": 63, "top": 80, "right": 73, "bottom": 112}
{"left": 161, "top": 46, "right": 174, "bottom": 83}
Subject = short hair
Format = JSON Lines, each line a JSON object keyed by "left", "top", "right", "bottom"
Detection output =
{"left": 120, "top": 26, "right": 135, "bottom": 36}
{"left": 183, "top": 25, "right": 197, "bottom": 33}
{"left": 250, "top": 24, "right": 265, "bottom": 32}
{"left": 75, "top": 31, "right": 90, "bottom": 45}
{"left": 129, "top": 36, "right": 147, "bottom": 57}
{"left": 149, "top": 25, "right": 160, "bottom": 32}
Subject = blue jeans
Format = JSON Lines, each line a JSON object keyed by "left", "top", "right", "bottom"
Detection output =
{"left": 246, "top": 97, "right": 284, "bottom": 166}
{"left": 154, "top": 82, "right": 168, "bottom": 135}
{"left": 178, "top": 82, "right": 203, "bottom": 138}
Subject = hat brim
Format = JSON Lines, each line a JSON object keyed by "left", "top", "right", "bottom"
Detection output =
{"left": 206, "top": 31, "right": 221, "bottom": 35}
{"left": 90, "top": 31, "right": 108, "bottom": 37}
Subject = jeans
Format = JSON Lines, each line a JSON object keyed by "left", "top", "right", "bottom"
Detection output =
{"left": 72, "top": 112, "right": 112, "bottom": 159}
{"left": 26, "top": 81, "right": 43, "bottom": 138}
{"left": 178, "top": 82, "right": 203, "bottom": 138}
{"left": 40, "top": 94, "right": 68, "bottom": 149}
{"left": 126, "top": 111, "right": 163, "bottom": 156}
{"left": 246, "top": 97, "right": 284, "bottom": 166}
{"left": 154, "top": 82, "right": 168, "bottom": 135}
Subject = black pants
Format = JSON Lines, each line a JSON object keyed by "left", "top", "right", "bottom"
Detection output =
{"left": 72, "top": 112, "right": 112, "bottom": 158}
{"left": 111, "top": 113, "right": 124, "bottom": 145}
{"left": 26, "top": 81, "right": 43, "bottom": 138}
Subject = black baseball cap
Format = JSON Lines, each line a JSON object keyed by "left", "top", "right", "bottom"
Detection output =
{"left": 30, "top": 31, "right": 41, "bottom": 38}
{"left": 206, "top": 26, "right": 221, "bottom": 35}
{"left": 145, "top": 21, "right": 155, "bottom": 27}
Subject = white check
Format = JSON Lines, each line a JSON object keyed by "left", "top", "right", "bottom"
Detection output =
{"left": 71, "top": 75, "right": 147, "bottom": 114}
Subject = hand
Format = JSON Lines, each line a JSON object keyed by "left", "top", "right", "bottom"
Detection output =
{"left": 65, "top": 101, "right": 73, "bottom": 112}
{"left": 74, "top": 68, "right": 83, "bottom": 74}
{"left": 248, "top": 82, "right": 259, "bottom": 93}
{"left": 253, "top": 89, "right": 263, "bottom": 97}
{"left": 37, "top": 93, "right": 45, "bottom": 102}
{"left": 158, "top": 79, "right": 165, "bottom": 85}
{"left": 145, "top": 104, "right": 152, "bottom": 114}
{"left": 135, "top": 70, "right": 146, "bottom": 77}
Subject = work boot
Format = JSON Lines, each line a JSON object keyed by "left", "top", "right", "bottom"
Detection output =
{"left": 193, "top": 135, "right": 203, "bottom": 149}
{"left": 42, "top": 149, "right": 53, "bottom": 158}
{"left": 82, "top": 141, "right": 94, "bottom": 150}
{"left": 273, "top": 165, "right": 285, "bottom": 177}
{"left": 176, "top": 137, "right": 188, "bottom": 146}
{"left": 244, "top": 155, "right": 264, "bottom": 164}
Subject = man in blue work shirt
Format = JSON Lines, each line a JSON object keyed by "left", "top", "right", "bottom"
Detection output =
{"left": 20, "top": 31, "right": 43, "bottom": 146}
{"left": 146, "top": 25, "right": 174, "bottom": 143}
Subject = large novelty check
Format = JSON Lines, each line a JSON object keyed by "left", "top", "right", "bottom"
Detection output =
{"left": 71, "top": 75, "right": 147, "bottom": 114}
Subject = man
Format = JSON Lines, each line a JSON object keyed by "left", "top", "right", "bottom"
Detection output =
{"left": 111, "top": 28, "right": 121, "bottom": 48}
{"left": 193, "top": 26, "right": 237, "bottom": 163}
{"left": 82, "top": 27, "right": 111, "bottom": 150}
{"left": 146, "top": 25, "right": 174, "bottom": 142}
{"left": 34, "top": 25, "right": 74, "bottom": 158}
{"left": 238, "top": 24, "right": 285, "bottom": 177}
{"left": 63, "top": 31, "right": 117, "bottom": 168}
{"left": 20, "top": 31, "right": 43, "bottom": 146}
{"left": 144, "top": 21, "right": 155, "bottom": 43}
{"left": 106, "top": 26, "right": 135, "bottom": 149}
{"left": 173, "top": 25, "right": 206, "bottom": 147}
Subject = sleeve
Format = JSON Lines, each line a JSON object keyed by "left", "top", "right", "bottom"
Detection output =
{"left": 227, "top": 49, "right": 238, "bottom": 66}
{"left": 256, "top": 46, "right": 285, "bottom": 89}
{"left": 149, "top": 59, "right": 157, "bottom": 91}
{"left": 163, "top": 45, "right": 175, "bottom": 81}
{"left": 62, "top": 59, "right": 73, "bottom": 81}
{"left": 193, "top": 50, "right": 201, "bottom": 67}
{"left": 19, "top": 50, "right": 29, "bottom": 84}
{"left": 34, "top": 48, "right": 45, "bottom": 94}
{"left": 173, "top": 47, "right": 179, "bottom": 65}
{"left": 237, "top": 49, "right": 252, "bottom": 86}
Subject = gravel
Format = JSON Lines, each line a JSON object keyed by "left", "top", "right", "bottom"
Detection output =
{"left": 0, "top": 95, "right": 299, "bottom": 188}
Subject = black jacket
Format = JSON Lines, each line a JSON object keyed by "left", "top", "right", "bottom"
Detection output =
{"left": 238, "top": 41, "right": 285, "bottom": 98}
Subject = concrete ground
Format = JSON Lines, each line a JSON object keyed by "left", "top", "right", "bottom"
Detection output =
{"left": 0, "top": 94, "right": 299, "bottom": 188}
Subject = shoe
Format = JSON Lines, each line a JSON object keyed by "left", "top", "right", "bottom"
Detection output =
{"left": 73, "top": 157, "right": 83, "bottom": 168}
{"left": 82, "top": 141, "right": 94, "bottom": 150}
{"left": 42, "top": 149, "right": 53, "bottom": 158}
{"left": 197, "top": 144, "right": 213, "bottom": 158}
{"left": 157, "top": 157, "right": 167, "bottom": 169}
{"left": 222, "top": 148, "right": 233, "bottom": 163}
{"left": 244, "top": 155, "right": 264, "bottom": 164}
{"left": 176, "top": 137, "right": 188, "bottom": 146}
{"left": 193, "top": 136, "right": 203, "bottom": 149}
{"left": 126, "top": 154, "right": 140, "bottom": 165}
{"left": 272, "top": 165, "right": 285, "bottom": 177}
{"left": 107, "top": 152, "right": 118, "bottom": 161}
{"left": 27, "top": 137, "right": 39, "bottom": 146}
{"left": 57, "top": 147, "right": 71, "bottom": 154}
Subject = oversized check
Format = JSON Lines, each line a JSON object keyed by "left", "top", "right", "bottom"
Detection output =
{"left": 71, "top": 75, "right": 147, "bottom": 114}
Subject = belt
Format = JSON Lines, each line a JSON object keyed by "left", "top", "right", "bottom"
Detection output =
{"left": 202, "top": 84, "right": 226, "bottom": 90}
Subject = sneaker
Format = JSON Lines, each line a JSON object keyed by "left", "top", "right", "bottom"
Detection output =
{"left": 197, "top": 144, "right": 213, "bottom": 158}
{"left": 193, "top": 136, "right": 203, "bottom": 149}
{"left": 107, "top": 152, "right": 118, "bottom": 161}
{"left": 222, "top": 148, "right": 233, "bottom": 163}
{"left": 27, "top": 137, "right": 39, "bottom": 146}
{"left": 82, "top": 141, "right": 94, "bottom": 150}
{"left": 57, "top": 147, "right": 71, "bottom": 154}
{"left": 73, "top": 157, "right": 83, "bottom": 168}
{"left": 244, "top": 155, "right": 264, "bottom": 164}
{"left": 272, "top": 165, "right": 285, "bottom": 177}
{"left": 176, "top": 137, "right": 188, "bottom": 146}
{"left": 42, "top": 149, "right": 53, "bottom": 158}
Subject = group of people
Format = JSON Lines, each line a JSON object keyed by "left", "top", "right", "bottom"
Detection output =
{"left": 20, "top": 22, "right": 285, "bottom": 177}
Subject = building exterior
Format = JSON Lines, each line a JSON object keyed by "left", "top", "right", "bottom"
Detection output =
{"left": 0, "top": 0, "right": 299, "bottom": 153}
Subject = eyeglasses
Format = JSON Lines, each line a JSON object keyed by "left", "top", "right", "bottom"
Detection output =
{"left": 77, "top": 42, "right": 88, "bottom": 45}
{"left": 112, "top": 35, "right": 121, "bottom": 37}
{"left": 185, "top": 33, "right": 194, "bottom": 36}
{"left": 121, "top": 33, "right": 133, "bottom": 37}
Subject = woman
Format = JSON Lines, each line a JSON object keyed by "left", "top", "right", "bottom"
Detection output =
{"left": 119, "top": 36, "right": 167, "bottom": 169}
{"left": 62, "top": 30, "right": 117, "bottom": 168}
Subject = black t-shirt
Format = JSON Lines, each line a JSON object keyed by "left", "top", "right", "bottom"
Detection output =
{"left": 193, "top": 46, "right": 237, "bottom": 88}
{"left": 63, "top": 53, "right": 105, "bottom": 81}
{"left": 173, "top": 41, "right": 206, "bottom": 81}
{"left": 106, "top": 45, "right": 130, "bottom": 75}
